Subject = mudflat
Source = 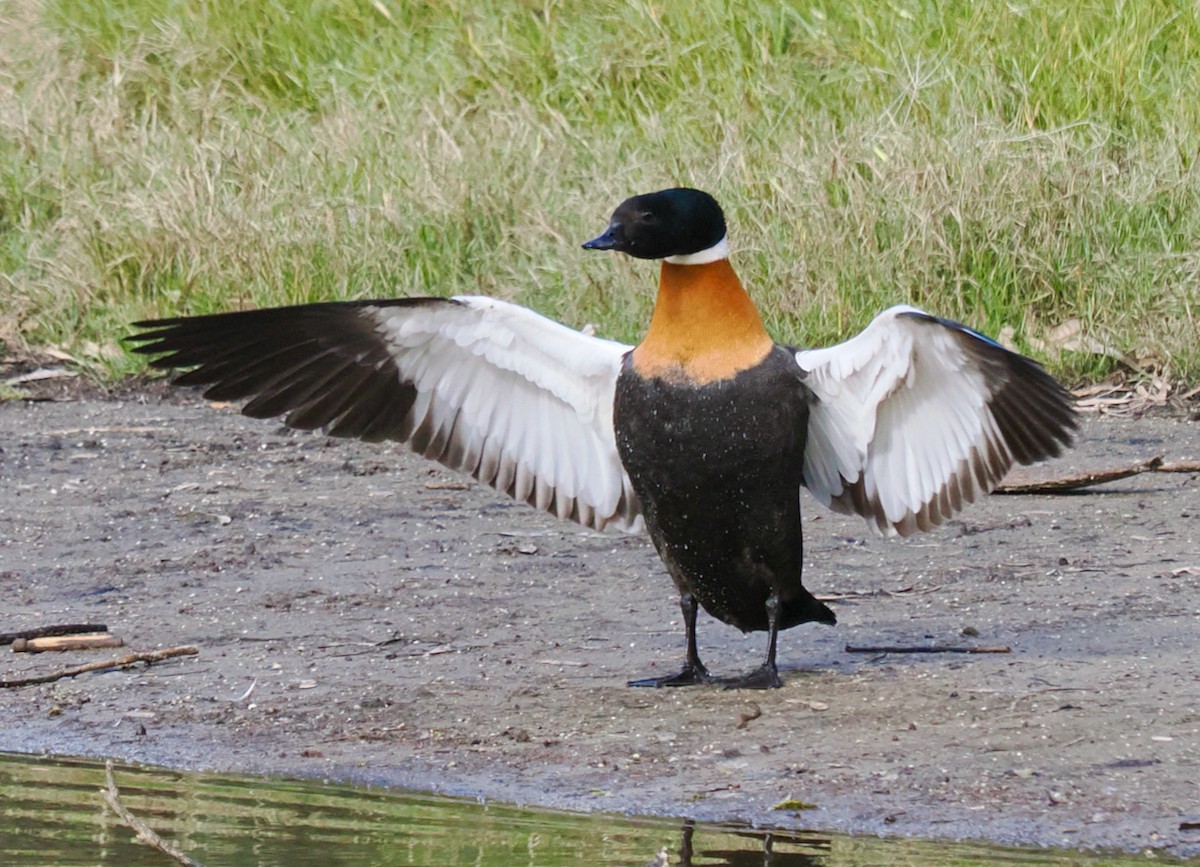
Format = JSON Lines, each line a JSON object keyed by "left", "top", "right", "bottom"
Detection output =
{"left": 1, "top": 392, "right": 1197, "bottom": 858}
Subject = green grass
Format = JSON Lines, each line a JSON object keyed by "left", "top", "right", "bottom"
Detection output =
{"left": 1, "top": 0, "right": 1198, "bottom": 382}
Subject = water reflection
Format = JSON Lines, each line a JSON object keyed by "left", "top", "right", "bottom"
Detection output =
{"left": 679, "top": 819, "right": 829, "bottom": 865}
{"left": 0, "top": 753, "right": 1156, "bottom": 866}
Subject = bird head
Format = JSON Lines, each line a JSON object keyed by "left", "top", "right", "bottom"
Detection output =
{"left": 582, "top": 188, "right": 727, "bottom": 263}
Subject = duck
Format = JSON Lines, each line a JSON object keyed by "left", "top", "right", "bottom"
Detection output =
{"left": 128, "top": 187, "right": 1078, "bottom": 689}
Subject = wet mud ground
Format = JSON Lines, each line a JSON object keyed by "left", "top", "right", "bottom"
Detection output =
{"left": 1, "top": 391, "right": 1198, "bottom": 858}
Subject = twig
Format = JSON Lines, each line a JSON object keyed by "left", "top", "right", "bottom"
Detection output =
{"left": 102, "top": 761, "right": 203, "bottom": 867}
{"left": 845, "top": 644, "right": 1011, "bottom": 654}
{"left": 816, "top": 584, "right": 941, "bottom": 602}
{"left": 43, "top": 426, "right": 169, "bottom": 436}
{"left": 0, "top": 646, "right": 198, "bottom": 688}
{"left": 0, "top": 623, "right": 108, "bottom": 646}
{"left": 997, "top": 456, "right": 1200, "bottom": 494}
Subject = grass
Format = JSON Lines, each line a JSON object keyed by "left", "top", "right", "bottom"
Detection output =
{"left": 1, "top": 0, "right": 1198, "bottom": 383}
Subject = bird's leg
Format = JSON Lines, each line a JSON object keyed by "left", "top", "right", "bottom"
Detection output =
{"left": 628, "top": 592, "right": 714, "bottom": 687}
{"left": 723, "top": 591, "right": 784, "bottom": 690}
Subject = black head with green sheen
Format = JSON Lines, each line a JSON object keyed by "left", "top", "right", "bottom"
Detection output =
{"left": 582, "top": 188, "right": 726, "bottom": 260}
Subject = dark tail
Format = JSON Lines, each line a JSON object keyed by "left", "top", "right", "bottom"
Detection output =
{"left": 784, "top": 589, "right": 837, "bottom": 628}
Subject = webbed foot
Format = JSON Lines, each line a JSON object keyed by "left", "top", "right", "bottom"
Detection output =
{"left": 627, "top": 663, "right": 715, "bottom": 688}
{"left": 721, "top": 663, "right": 783, "bottom": 690}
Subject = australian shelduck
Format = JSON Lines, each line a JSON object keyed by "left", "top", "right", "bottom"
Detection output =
{"left": 128, "top": 187, "right": 1077, "bottom": 689}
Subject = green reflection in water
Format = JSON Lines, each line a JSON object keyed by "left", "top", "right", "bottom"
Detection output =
{"left": 0, "top": 753, "right": 1169, "bottom": 866}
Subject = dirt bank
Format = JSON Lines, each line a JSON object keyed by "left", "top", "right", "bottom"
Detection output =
{"left": 1, "top": 392, "right": 1198, "bottom": 858}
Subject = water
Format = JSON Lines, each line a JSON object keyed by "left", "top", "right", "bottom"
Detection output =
{"left": 0, "top": 753, "right": 1164, "bottom": 865}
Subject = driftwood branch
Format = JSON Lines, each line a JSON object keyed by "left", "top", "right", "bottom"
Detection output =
{"left": 997, "top": 456, "right": 1200, "bottom": 495}
{"left": 13, "top": 634, "right": 124, "bottom": 653}
{"left": 0, "top": 623, "right": 108, "bottom": 646}
{"left": 1163, "top": 461, "right": 1200, "bottom": 473}
{"left": 0, "top": 645, "right": 197, "bottom": 688}
{"left": 845, "top": 644, "right": 1011, "bottom": 654}
{"left": 102, "top": 761, "right": 203, "bottom": 867}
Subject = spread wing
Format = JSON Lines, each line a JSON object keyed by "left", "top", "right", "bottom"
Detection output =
{"left": 796, "top": 305, "right": 1077, "bottom": 536}
{"left": 127, "top": 296, "right": 642, "bottom": 532}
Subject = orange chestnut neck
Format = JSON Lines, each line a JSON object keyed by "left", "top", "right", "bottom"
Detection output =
{"left": 630, "top": 259, "right": 773, "bottom": 384}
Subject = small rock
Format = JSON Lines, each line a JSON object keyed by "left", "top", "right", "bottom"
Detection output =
{"left": 735, "top": 702, "right": 762, "bottom": 728}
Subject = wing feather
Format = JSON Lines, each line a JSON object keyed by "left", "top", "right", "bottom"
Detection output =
{"left": 797, "top": 305, "right": 1076, "bottom": 536}
{"left": 127, "top": 296, "right": 642, "bottom": 532}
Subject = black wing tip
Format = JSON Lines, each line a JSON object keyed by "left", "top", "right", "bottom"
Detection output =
{"left": 939, "top": 319, "right": 1080, "bottom": 462}
{"left": 125, "top": 297, "right": 464, "bottom": 353}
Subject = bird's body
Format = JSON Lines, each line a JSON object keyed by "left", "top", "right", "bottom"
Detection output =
{"left": 610, "top": 256, "right": 835, "bottom": 687}
{"left": 616, "top": 342, "right": 821, "bottom": 634}
{"left": 128, "top": 187, "right": 1077, "bottom": 688}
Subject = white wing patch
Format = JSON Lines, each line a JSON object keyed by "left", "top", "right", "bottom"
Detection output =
{"left": 796, "top": 305, "right": 1070, "bottom": 536}
{"left": 368, "top": 296, "right": 642, "bottom": 532}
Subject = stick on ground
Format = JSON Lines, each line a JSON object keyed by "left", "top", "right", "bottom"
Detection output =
{"left": 0, "top": 645, "right": 197, "bottom": 688}
{"left": 0, "top": 623, "right": 109, "bottom": 647}
{"left": 12, "top": 634, "right": 124, "bottom": 653}
{"left": 102, "top": 760, "right": 203, "bottom": 867}
{"left": 996, "top": 456, "right": 1200, "bottom": 495}
{"left": 845, "top": 644, "right": 1011, "bottom": 654}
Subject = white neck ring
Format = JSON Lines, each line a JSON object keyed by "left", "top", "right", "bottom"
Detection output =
{"left": 665, "top": 236, "right": 729, "bottom": 265}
